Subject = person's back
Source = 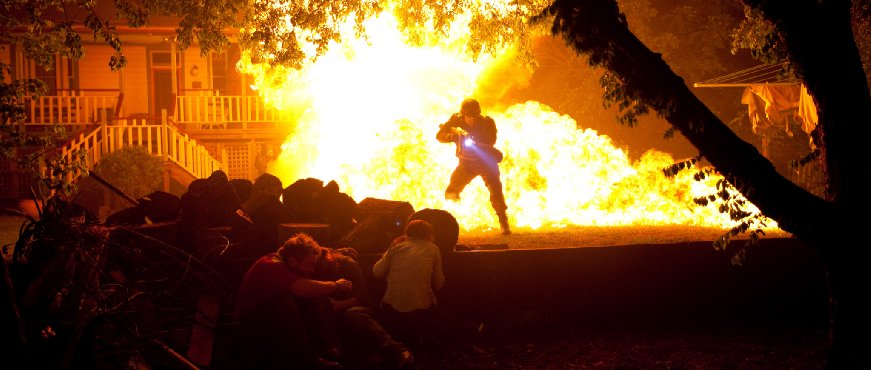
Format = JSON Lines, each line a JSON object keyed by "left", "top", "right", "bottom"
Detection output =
{"left": 239, "top": 173, "right": 292, "bottom": 252}
{"left": 374, "top": 220, "right": 460, "bottom": 349}
{"left": 376, "top": 237, "right": 443, "bottom": 313}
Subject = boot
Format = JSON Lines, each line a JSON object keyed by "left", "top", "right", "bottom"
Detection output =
{"left": 497, "top": 212, "right": 511, "bottom": 235}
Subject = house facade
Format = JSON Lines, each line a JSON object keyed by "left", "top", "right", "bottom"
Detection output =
{"left": 1, "top": 22, "right": 293, "bottom": 205}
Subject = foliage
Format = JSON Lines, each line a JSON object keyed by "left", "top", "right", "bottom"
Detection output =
{"left": 854, "top": 0, "right": 871, "bottom": 83}
{"left": 600, "top": 71, "right": 650, "bottom": 127}
{"left": 9, "top": 196, "right": 107, "bottom": 368}
{"left": 732, "top": 1, "right": 870, "bottom": 89}
{"left": 663, "top": 156, "right": 768, "bottom": 265}
{"left": 1, "top": 0, "right": 242, "bottom": 197}
{"left": 1, "top": 58, "right": 83, "bottom": 194}
{"left": 730, "top": 5, "right": 789, "bottom": 65}
{"left": 238, "top": 0, "right": 553, "bottom": 84}
{"left": 731, "top": 1, "right": 869, "bottom": 84}
{"left": 619, "top": 0, "right": 744, "bottom": 79}
{"left": 0, "top": 59, "right": 74, "bottom": 195}
{"left": 91, "top": 146, "right": 163, "bottom": 201}
{"left": 8, "top": 195, "right": 234, "bottom": 368}
{"left": 2, "top": 1, "right": 118, "bottom": 71}
{"left": 0, "top": 0, "right": 243, "bottom": 70}
{"left": 537, "top": 0, "right": 870, "bottom": 362}
{"left": 3, "top": 0, "right": 867, "bottom": 364}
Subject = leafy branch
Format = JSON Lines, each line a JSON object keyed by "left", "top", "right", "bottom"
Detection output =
{"left": 663, "top": 155, "right": 768, "bottom": 265}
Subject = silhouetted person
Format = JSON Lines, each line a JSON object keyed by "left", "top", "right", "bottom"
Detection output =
{"left": 178, "top": 170, "right": 244, "bottom": 254}
{"left": 239, "top": 173, "right": 293, "bottom": 253}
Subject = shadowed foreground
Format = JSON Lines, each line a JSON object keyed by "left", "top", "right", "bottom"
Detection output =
{"left": 3, "top": 216, "right": 826, "bottom": 369}
{"left": 220, "top": 231, "right": 824, "bottom": 370}
{"left": 409, "top": 319, "right": 827, "bottom": 370}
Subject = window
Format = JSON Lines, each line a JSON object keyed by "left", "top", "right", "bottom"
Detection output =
{"left": 33, "top": 58, "right": 76, "bottom": 95}
{"left": 152, "top": 51, "right": 175, "bottom": 66}
{"left": 211, "top": 51, "right": 228, "bottom": 94}
{"left": 35, "top": 64, "right": 57, "bottom": 94}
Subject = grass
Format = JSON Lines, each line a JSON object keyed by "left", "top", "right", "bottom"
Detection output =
{"left": 457, "top": 225, "right": 792, "bottom": 250}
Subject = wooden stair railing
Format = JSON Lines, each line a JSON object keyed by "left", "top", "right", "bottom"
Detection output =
{"left": 47, "top": 117, "right": 224, "bottom": 185}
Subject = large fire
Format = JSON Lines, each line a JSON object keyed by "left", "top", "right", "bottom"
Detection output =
{"left": 238, "top": 11, "right": 770, "bottom": 233}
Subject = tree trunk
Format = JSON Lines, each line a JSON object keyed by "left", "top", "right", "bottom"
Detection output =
{"left": 544, "top": 0, "right": 871, "bottom": 366}
{"left": 826, "top": 254, "right": 871, "bottom": 369}
{"left": 544, "top": 0, "right": 829, "bottom": 245}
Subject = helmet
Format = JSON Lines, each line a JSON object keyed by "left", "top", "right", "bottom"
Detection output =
{"left": 460, "top": 99, "right": 481, "bottom": 116}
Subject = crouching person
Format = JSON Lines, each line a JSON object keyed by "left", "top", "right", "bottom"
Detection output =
{"left": 373, "top": 220, "right": 463, "bottom": 351}
{"left": 235, "top": 233, "right": 352, "bottom": 370}
{"left": 315, "top": 246, "right": 414, "bottom": 369}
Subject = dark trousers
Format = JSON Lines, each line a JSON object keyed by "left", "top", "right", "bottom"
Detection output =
{"left": 341, "top": 306, "right": 399, "bottom": 348}
{"left": 377, "top": 304, "right": 462, "bottom": 347}
{"left": 445, "top": 159, "right": 507, "bottom": 214}
{"left": 340, "top": 305, "right": 409, "bottom": 361}
{"left": 238, "top": 295, "right": 325, "bottom": 370}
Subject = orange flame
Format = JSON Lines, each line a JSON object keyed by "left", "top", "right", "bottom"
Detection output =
{"left": 238, "top": 12, "right": 771, "bottom": 232}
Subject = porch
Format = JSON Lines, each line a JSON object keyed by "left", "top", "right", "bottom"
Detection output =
{"left": 2, "top": 91, "right": 293, "bottom": 204}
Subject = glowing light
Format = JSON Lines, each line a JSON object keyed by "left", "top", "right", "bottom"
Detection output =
{"left": 239, "top": 10, "right": 773, "bottom": 233}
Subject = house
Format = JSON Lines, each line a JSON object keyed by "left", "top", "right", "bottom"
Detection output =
{"left": 1, "top": 13, "right": 294, "bottom": 209}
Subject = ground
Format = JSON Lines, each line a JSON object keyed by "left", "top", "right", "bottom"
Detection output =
{"left": 454, "top": 225, "right": 791, "bottom": 251}
{"left": 3, "top": 216, "right": 825, "bottom": 369}
{"left": 407, "top": 317, "right": 827, "bottom": 370}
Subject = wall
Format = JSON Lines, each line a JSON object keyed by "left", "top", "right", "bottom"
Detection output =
{"left": 123, "top": 46, "right": 149, "bottom": 117}
{"left": 131, "top": 221, "right": 829, "bottom": 330}
{"left": 183, "top": 47, "right": 209, "bottom": 92}
{"left": 78, "top": 45, "right": 121, "bottom": 91}
{"left": 359, "top": 238, "right": 829, "bottom": 328}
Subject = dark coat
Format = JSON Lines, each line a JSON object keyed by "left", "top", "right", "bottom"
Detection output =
{"left": 437, "top": 114, "right": 502, "bottom": 162}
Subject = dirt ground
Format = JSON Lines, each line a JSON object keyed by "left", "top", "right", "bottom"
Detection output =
{"left": 408, "top": 321, "right": 828, "bottom": 370}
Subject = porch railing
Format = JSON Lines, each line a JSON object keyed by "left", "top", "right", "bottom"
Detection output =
{"left": 21, "top": 92, "right": 290, "bottom": 131}
{"left": 175, "top": 94, "right": 293, "bottom": 130}
{"left": 24, "top": 92, "right": 121, "bottom": 127}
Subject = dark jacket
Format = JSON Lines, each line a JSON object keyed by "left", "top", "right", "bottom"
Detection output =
{"left": 436, "top": 113, "right": 501, "bottom": 162}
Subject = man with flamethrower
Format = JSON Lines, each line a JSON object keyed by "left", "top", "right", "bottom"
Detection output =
{"left": 436, "top": 98, "right": 511, "bottom": 235}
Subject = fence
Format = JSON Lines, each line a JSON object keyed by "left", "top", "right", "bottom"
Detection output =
{"left": 175, "top": 94, "right": 293, "bottom": 130}
{"left": 24, "top": 93, "right": 120, "bottom": 128}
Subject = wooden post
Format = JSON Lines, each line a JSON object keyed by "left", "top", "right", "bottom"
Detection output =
{"left": 162, "top": 110, "right": 169, "bottom": 162}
